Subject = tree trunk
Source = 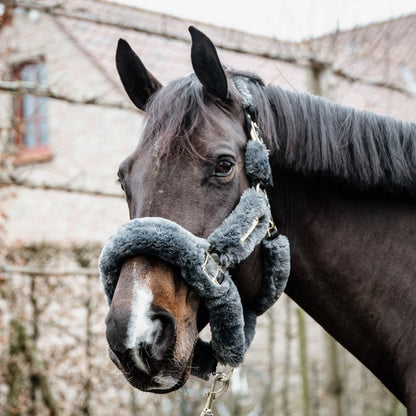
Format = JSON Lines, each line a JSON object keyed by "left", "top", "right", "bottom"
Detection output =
{"left": 324, "top": 332, "right": 346, "bottom": 416}
{"left": 263, "top": 309, "right": 276, "bottom": 416}
{"left": 297, "top": 307, "right": 310, "bottom": 416}
{"left": 282, "top": 296, "right": 292, "bottom": 416}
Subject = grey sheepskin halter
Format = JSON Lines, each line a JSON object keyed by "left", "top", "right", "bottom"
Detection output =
{"left": 99, "top": 76, "right": 290, "bottom": 379}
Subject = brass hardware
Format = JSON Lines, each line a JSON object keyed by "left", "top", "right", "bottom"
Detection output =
{"left": 202, "top": 251, "right": 223, "bottom": 286}
{"left": 241, "top": 217, "right": 260, "bottom": 243}
{"left": 200, "top": 368, "right": 234, "bottom": 416}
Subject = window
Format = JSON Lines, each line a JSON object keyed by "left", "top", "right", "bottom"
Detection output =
{"left": 12, "top": 60, "right": 52, "bottom": 165}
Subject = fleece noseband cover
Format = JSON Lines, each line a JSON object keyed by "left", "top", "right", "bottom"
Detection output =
{"left": 99, "top": 188, "right": 290, "bottom": 378}
{"left": 99, "top": 77, "right": 291, "bottom": 379}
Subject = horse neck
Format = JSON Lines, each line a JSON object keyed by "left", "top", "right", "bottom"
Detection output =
{"left": 261, "top": 85, "right": 416, "bottom": 403}
{"left": 269, "top": 170, "right": 415, "bottom": 402}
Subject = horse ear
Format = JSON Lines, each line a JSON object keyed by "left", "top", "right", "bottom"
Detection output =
{"left": 189, "top": 26, "right": 228, "bottom": 100}
{"left": 116, "top": 39, "right": 162, "bottom": 111}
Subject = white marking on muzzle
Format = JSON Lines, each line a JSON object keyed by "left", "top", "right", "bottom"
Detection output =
{"left": 125, "top": 274, "right": 154, "bottom": 372}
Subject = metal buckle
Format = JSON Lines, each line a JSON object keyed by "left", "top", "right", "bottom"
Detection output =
{"left": 241, "top": 217, "right": 260, "bottom": 244}
{"left": 257, "top": 184, "right": 279, "bottom": 239}
{"left": 200, "top": 368, "right": 234, "bottom": 416}
{"left": 202, "top": 251, "right": 223, "bottom": 286}
{"left": 267, "top": 216, "right": 278, "bottom": 238}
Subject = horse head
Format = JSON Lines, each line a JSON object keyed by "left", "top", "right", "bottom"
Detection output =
{"left": 104, "top": 27, "right": 270, "bottom": 393}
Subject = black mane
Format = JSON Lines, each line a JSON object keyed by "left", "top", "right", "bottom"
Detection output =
{"left": 142, "top": 69, "right": 416, "bottom": 195}
{"left": 253, "top": 78, "right": 416, "bottom": 195}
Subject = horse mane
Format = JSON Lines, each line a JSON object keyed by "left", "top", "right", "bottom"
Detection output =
{"left": 240, "top": 72, "right": 416, "bottom": 196}
{"left": 142, "top": 69, "right": 416, "bottom": 196}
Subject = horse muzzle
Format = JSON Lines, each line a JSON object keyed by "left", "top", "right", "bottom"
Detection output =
{"left": 104, "top": 256, "right": 197, "bottom": 392}
{"left": 106, "top": 329, "right": 190, "bottom": 393}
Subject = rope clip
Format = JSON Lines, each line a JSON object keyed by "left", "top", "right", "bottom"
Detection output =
{"left": 200, "top": 368, "right": 234, "bottom": 416}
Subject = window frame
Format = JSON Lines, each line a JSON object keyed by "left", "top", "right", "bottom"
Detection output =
{"left": 11, "top": 59, "right": 52, "bottom": 165}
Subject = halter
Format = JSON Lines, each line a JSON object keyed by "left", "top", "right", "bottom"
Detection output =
{"left": 99, "top": 76, "right": 290, "bottom": 380}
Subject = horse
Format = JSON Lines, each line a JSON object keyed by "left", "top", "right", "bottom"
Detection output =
{"left": 102, "top": 26, "right": 416, "bottom": 412}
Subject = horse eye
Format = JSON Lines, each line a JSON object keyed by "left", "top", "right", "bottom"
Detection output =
{"left": 214, "top": 159, "right": 234, "bottom": 177}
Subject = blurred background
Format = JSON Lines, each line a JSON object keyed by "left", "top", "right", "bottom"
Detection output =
{"left": 0, "top": 0, "right": 415, "bottom": 414}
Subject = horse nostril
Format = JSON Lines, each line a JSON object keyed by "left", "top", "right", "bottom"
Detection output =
{"left": 149, "top": 306, "right": 177, "bottom": 361}
{"left": 105, "top": 302, "right": 177, "bottom": 376}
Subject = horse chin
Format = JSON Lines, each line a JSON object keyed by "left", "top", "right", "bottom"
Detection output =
{"left": 109, "top": 347, "right": 193, "bottom": 393}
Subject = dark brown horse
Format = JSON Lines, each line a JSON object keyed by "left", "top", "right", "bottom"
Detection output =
{"left": 104, "top": 27, "right": 416, "bottom": 412}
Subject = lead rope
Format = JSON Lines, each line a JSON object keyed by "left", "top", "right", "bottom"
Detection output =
{"left": 199, "top": 368, "right": 234, "bottom": 416}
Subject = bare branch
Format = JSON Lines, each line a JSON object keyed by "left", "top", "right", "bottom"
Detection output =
{"left": 0, "top": 263, "right": 98, "bottom": 276}
{"left": 0, "top": 79, "right": 137, "bottom": 111}
{"left": 3, "top": 0, "right": 416, "bottom": 99}
{"left": 3, "top": 0, "right": 214, "bottom": 46}
{"left": 0, "top": 173, "right": 124, "bottom": 198}
{"left": 330, "top": 66, "right": 416, "bottom": 98}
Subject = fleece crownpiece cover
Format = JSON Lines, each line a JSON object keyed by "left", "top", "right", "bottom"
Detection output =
{"left": 99, "top": 187, "right": 290, "bottom": 379}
